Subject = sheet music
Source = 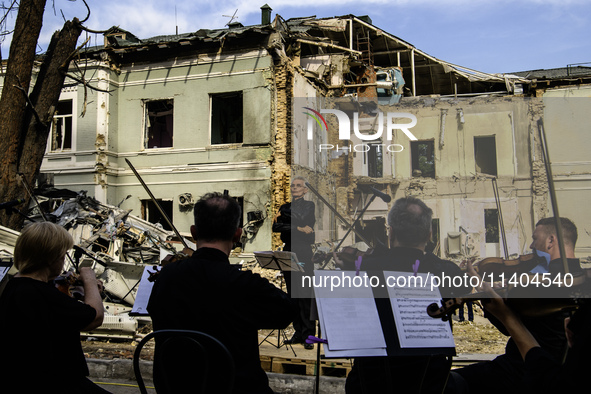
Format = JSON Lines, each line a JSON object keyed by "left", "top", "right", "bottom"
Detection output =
{"left": 130, "top": 265, "right": 158, "bottom": 315}
{"left": 314, "top": 270, "right": 387, "bottom": 356}
{"left": 316, "top": 293, "right": 387, "bottom": 357}
{"left": 384, "top": 271, "right": 455, "bottom": 349}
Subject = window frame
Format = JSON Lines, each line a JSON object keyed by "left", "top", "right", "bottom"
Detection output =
{"left": 48, "top": 96, "right": 76, "bottom": 153}
{"left": 143, "top": 98, "right": 174, "bottom": 150}
{"left": 474, "top": 135, "right": 498, "bottom": 176}
{"left": 141, "top": 199, "right": 174, "bottom": 231}
{"left": 410, "top": 140, "right": 435, "bottom": 178}
{"left": 210, "top": 91, "right": 244, "bottom": 145}
{"left": 484, "top": 208, "right": 500, "bottom": 244}
{"left": 365, "top": 142, "right": 384, "bottom": 178}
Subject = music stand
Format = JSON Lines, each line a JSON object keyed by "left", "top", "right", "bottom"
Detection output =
{"left": 0, "top": 257, "right": 14, "bottom": 297}
{"left": 254, "top": 251, "right": 304, "bottom": 356}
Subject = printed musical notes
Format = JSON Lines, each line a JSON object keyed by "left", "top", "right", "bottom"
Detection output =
{"left": 385, "top": 271, "right": 455, "bottom": 349}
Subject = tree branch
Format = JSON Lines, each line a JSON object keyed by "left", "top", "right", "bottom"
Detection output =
{"left": 79, "top": 0, "right": 90, "bottom": 23}
{"left": 79, "top": 24, "right": 111, "bottom": 34}
{"left": 13, "top": 81, "right": 44, "bottom": 126}
{"left": 62, "top": 72, "right": 111, "bottom": 93}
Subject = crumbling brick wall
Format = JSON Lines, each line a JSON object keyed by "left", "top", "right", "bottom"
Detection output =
{"left": 270, "top": 63, "right": 293, "bottom": 250}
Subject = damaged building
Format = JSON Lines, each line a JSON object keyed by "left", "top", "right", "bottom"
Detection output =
{"left": 7, "top": 8, "right": 588, "bottom": 267}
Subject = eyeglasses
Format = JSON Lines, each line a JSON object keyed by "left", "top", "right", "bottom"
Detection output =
{"left": 291, "top": 184, "right": 306, "bottom": 189}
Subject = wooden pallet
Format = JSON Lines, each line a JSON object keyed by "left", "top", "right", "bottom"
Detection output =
{"left": 262, "top": 353, "right": 492, "bottom": 377}
{"left": 262, "top": 356, "right": 352, "bottom": 377}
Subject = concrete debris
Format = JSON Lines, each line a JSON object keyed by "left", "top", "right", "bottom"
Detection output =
{"left": 2, "top": 188, "right": 191, "bottom": 339}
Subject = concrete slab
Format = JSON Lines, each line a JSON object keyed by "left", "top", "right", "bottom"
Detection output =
{"left": 87, "top": 353, "right": 497, "bottom": 394}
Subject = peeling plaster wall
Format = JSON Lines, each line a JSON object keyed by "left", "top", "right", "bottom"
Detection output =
{"left": 324, "top": 97, "right": 542, "bottom": 259}
{"left": 112, "top": 52, "right": 275, "bottom": 250}
{"left": 393, "top": 97, "right": 537, "bottom": 258}
{"left": 541, "top": 88, "right": 591, "bottom": 256}
{"left": 41, "top": 62, "right": 114, "bottom": 196}
{"left": 40, "top": 51, "right": 277, "bottom": 252}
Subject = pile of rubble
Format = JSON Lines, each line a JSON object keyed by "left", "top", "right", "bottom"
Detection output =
{"left": 2, "top": 188, "right": 188, "bottom": 339}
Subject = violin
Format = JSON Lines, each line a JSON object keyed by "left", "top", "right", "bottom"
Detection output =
{"left": 160, "top": 248, "right": 193, "bottom": 266}
{"left": 427, "top": 266, "right": 591, "bottom": 320}
{"left": 473, "top": 253, "right": 543, "bottom": 281}
{"left": 147, "top": 266, "right": 161, "bottom": 282}
{"left": 54, "top": 271, "right": 85, "bottom": 300}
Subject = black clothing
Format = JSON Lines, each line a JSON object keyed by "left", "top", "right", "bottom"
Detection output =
{"left": 451, "top": 258, "right": 583, "bottom": 394}
{"left": 458, "top": 302, "right": 474, "bottom": 322}
{"left": 147, "top": 247, "right": 296, "bottom": 394}
{"left": 345, "top": 247, "right": 469, "bottom": 394}
{"left": 273, "top": 198, "right": 316, "bottom": 340}
{"left": 272, "top": 198, "right": 316, "bottom": 266}
{"left": 523, "top": 302, "right": 591, "bottom": 392}
{"left": 0, "top": 277, "right": 103, "bottom": 394}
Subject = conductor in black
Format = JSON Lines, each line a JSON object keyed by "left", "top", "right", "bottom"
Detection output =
{"left": 272, "top": 176, "right": 316, "bottom": 349}
{"left": 148, "top": 192, "right": 296, "bottom": 394}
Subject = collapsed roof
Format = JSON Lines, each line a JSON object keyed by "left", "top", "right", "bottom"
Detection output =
{"left": 86, "top": 14, "right": 529, "bottom": 97}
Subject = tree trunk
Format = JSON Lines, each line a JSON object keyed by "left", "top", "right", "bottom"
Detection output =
{"left": 0, "top": 0, "right": 47, "bottom": 226}
{"left": 0, "top": 0, "right": 82, "bottom": 229}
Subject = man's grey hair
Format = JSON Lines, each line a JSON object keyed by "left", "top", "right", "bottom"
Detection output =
{"left": 387, "top": 197, "right": 433, "bottom": 247}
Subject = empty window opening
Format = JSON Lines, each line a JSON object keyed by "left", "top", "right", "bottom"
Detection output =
{"left": 410, "top": 140, "right": 435, "bottom": 178}
{"left": 145, "top": 99, "right": 173, "bottom": 149}
{"left": 141, "top": 199, "right": 173, "bottom": 231}
{"left": 211, "top": 92, "right": 243, "bottom": 144}
{"left": 366, "top": 143, "right": 383, "bottom": 178}
{"left": 485, "top": 209, "right": 500, "bottom": 243}
{"left": 474, "top": 136, "right": 497, "bottom": 176}
{"left": 51, "top": 100, "right": 73, "bottom": 152}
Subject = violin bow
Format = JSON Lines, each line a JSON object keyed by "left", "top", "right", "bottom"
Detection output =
{"left": 537, "top": 119, "right": 569, "bottom": 275}
{"left": 126, "top": 159, "right": 190, "bottom": 250}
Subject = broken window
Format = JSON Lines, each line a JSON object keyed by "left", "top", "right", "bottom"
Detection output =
{"left": 211, "top": 92, "right": 243, "bottom": 144}
{"left": 141, "top": 199, "right": 173, "bottom": 231}
{"left": 410, "top": 140, "right": 435, "bottom": 178}
{"left": 484, "top": 209, "right": 500, "bottom": 243}
{"left": 366, "top": 143, "right": 383, "bottom": 178}
{"left": 145, "top": 99, "right": 173, "bottom": 149}
{"left": 474, "top": 136, "right": 497, "bottom": 176}
{"left": 51, "top": 100, "right": 73, "bottom": 152}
